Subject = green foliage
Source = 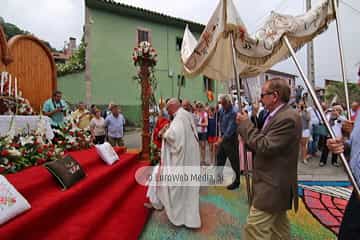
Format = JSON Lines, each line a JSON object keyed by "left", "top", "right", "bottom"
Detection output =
{"left": 56, "top": 38, "right": 86, "bottom": 77}
{"left": 0, "top": 18, "right": 29, "bottom": 39}
{"left": 325, "top": 82, "right": 360, "bottom": 104}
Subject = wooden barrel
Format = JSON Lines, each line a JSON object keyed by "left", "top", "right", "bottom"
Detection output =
{"left": 6, "top": 35, "right": 57, "bottom": 113}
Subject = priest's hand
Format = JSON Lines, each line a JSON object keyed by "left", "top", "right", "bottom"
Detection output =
{"left": 236, "top": 110, "right": 248, "bottom": 124}
{"left": 326, "top": 138, "right": 344, "bottom": 155}
{"left": 158, "top": 124, "right": 169, "bottom": 138}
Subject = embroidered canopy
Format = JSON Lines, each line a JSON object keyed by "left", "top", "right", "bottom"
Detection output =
{"left": 181, "top": 0, "right": 336, "bottom": 80}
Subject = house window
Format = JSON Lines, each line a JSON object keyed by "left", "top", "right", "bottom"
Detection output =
{"left": 265, "top": 75, "right": 269, "bottom": 81}
{"left": 203, "top": 76, "right": 214, "bottom": 91}
{"left": 176, "top": 37, "right": 183, "bottom": 51}
{"left": 137, "top": 28, "right": 151, "bottom": 44}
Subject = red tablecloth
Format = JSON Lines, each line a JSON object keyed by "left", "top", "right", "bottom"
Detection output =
{"left": 0, "top": 147, "right": 150, "bottom": 240}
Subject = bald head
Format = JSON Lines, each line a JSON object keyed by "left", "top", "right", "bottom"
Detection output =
{"left": 166, "top": 98, "right": 181, "bottom": 116}
{"left": 182, "top": 99, "right": 192, "bottom": 112}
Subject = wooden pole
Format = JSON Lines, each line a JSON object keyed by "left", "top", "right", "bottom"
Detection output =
{"left": 84, "top": 7, "right": 92, "bottom": 106}
{"left": 140, "top": 64, "right": 151, "bottom": 160}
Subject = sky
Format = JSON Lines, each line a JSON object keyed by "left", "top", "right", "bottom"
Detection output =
{"left": 1, "top": 0, "right": 360, "bottom": 87}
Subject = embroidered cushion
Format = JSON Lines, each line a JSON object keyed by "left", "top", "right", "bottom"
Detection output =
{"left": 95, "top": 142, "right": 119, "bottom": 165}
{"left": 0, "top": 175, "right": 31, "bottom": 225}
{"left": 44, "top": 155, "right": 86, "bottom": 190}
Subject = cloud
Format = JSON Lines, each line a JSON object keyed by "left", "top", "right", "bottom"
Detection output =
{"left": 0, "top": 0, "right": 84, "bottom": 49}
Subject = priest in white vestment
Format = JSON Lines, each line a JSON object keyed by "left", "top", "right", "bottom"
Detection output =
{"left": 146, "top": 98, "right": 201, "bottom": 228}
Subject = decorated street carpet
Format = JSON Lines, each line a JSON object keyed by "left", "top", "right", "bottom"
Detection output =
{"left": 140, "top": 179, "right": 351, "bottom": 240}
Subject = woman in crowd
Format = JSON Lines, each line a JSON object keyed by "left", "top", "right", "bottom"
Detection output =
{"left": 90, "top": 108, "right": 106, "bottom": 144}
{"left": 299, "top": 101, "right": 311, "bottom": 164}
{"left": 207, "top": 106, "right": 217, "bottom": 166}
{"left": 196, "top": 102, "right": 208, "bottom": 165}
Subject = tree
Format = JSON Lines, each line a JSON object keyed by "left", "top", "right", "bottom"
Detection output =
{"left": 0, "top": 21, "right": 29, "bottom": 39}
{"left": 325, "top": 81, "right": 360, "bottom": 104}
{"left": 56, "top": 36, "right": 85, "bottom": 77}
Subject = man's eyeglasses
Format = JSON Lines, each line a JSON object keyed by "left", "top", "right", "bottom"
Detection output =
{"left": 260, "top": 92, "right": 274, "bottom": 98}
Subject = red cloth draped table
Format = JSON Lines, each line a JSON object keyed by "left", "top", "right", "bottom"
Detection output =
{"left": 0, "top": 147, "right": 150, "bottom": 240}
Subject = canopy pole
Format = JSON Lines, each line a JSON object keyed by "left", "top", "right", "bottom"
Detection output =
{"left": 283, "top": 36, "right": 360, "bottom": 197}
{"left": 177, "top": 75, "right": 182, "bottom": 100}
{"left": 332, "top": 0, "right": 351, "bottom": 120}
{"left": 230, "top": 32, "right": 253, "bottom": 204}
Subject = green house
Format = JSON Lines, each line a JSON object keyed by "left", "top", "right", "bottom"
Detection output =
{"left": 58, "top": 0, "right": 225, "bottom": 126}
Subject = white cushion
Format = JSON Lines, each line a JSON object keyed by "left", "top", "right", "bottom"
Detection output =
{"left": 95, "top": 142, "right": 119, "bottom": 165}
{"left": 0, "top": 175, "right": 31, "bottom": 225}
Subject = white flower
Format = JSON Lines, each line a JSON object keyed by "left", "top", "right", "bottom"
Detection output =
{"left": 8, "top": 149, "right": 21, "bottom": 157}
{"left": 55, "top": 148, "right": 63, "bottom": 154}
{"left": 36, "top": 136, "right": 45, "bottom": 145}
{"left": 65, "top": 136, "right": 77, "bottom": 144}
{"left": 52, "top": 129, "right": 64, "bottom": 137}
{"left": 35, "top": 118, "right": 47, "bottom": 137}
{"left": 4, "top": 135, "right": 13, "bottom": 143}
{"left": 1, "top": 158, "right": 9, "bottom": 165}
{"left": 20, "top": 136, "right": 34, "bottom": 146}
{"left": 85, "top": 135, "right": 91, "bottom": 141}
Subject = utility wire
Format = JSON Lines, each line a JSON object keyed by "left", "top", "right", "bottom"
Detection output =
{"left": 340, "top": 0, "right": 360, "bottom": 15}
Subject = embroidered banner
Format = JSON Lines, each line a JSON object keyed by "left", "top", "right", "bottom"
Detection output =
{"left": 182, "top": 0, "right": 336, "bottom": 80}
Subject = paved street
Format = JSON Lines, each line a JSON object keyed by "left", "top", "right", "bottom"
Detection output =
{"left": 298, "top": 155, "right": 348, "bottom": 181}
{"left": 124, "top": 129, "right": 349, "bottom": 182}
{"left": 124, "top": 128, "right": 142, "bottom": 149}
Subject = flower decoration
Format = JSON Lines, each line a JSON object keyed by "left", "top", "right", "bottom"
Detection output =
{"left": 0, "top": 114, "right": 93, "bottom": 174}
{"left": 132, "top": 41, "right": 157, "bottom": 67}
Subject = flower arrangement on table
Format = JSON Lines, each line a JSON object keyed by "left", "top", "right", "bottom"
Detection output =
{"left": 52, "top": 115, "right": 93, "bottom": 151}
{"left": 0, "top": 135, "right": 61, "bottom": 174}
{"left": 0, "top": 115, "right": 93, "bottom": 175}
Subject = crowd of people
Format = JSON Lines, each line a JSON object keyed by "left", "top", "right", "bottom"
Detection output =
{"left": 42, "top": 90, "right": 126, "bottom": 147}
{"left": 294, "top": 98, "right": 359, "bottom": 168}
{"left": 145, "top": 78, "right": 360, "bottom": 239}
{"left": 40, "top": 85, "right": 360, "bottom": 239}
{"left": 150, "top": 90, "right": 359, "bottom": 171}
